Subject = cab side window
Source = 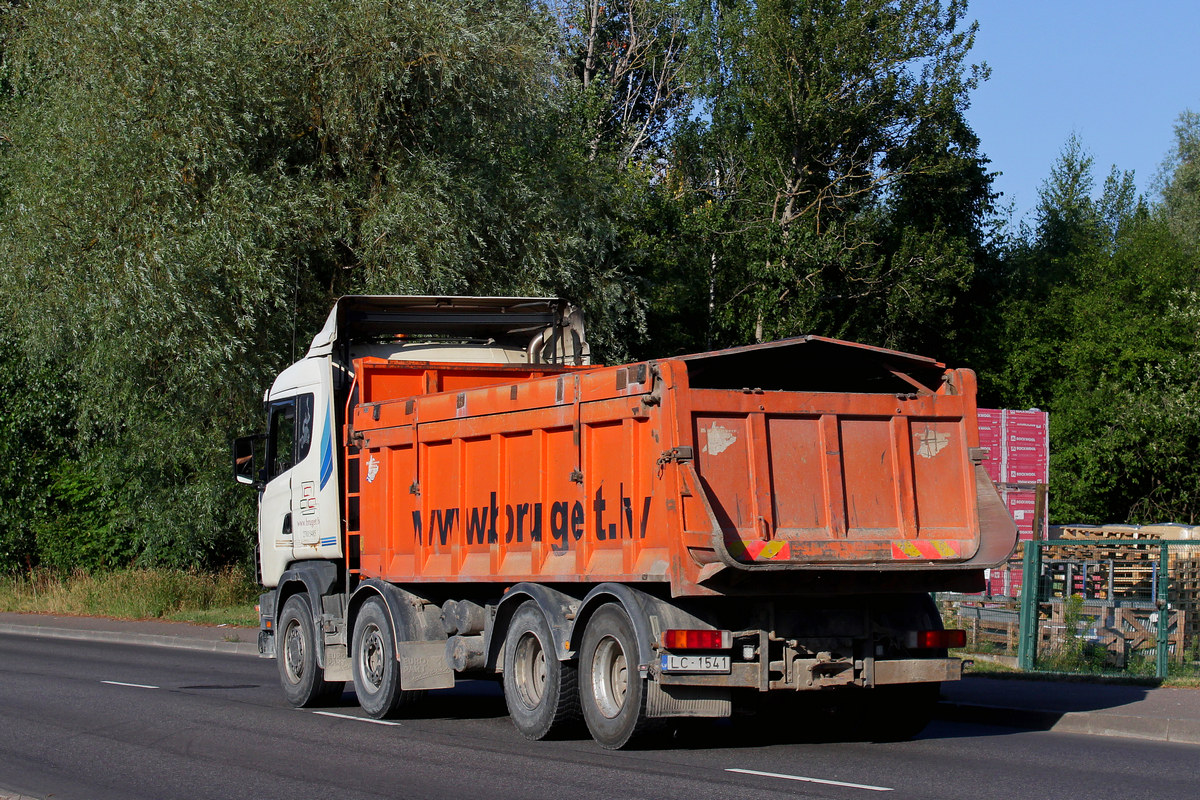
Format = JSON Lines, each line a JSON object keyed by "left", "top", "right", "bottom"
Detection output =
{"left": 267, "top": 399, "right": 297, "bottom": 480}
{"left": 296, "top": 394, "right": 314, "bottom": 463}
{"left": 266, "top": 393, "right": 315, "bottom": 481}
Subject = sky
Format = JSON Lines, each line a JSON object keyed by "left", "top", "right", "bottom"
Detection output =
{"left": 964, "top": 1, "right": 1200, "bottom": 223}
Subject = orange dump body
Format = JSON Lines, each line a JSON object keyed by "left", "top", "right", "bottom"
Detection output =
{"left": 347, "top": 337, "right": 1015, "bottom": 597}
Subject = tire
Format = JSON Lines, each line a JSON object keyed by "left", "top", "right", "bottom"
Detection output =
{"left": 843, "top": 682, "right": 939, "bottom": 742}
{"left": 579, "top": 604, "right": 652, "bottom": 749}
{"left": 277, "top": 594, "right": 344, "bottom": 707}
{"left": 352, "top": 596, "right": 416, "bottom": 718}
{"left": 859, "top": 593, "right": 944, "bottom": 741}
{"left": 502, "top": 601, "right": 579, "bottom": 740}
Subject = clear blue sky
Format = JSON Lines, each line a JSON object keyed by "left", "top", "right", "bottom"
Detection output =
{"left": 964, "top": 1, "right": 1200, "bottom": 223}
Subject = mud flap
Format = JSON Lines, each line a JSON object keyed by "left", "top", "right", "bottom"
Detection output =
{"left": 323, "top": 643, "right": 352, "bottom": 682}
{"left": 645, "top": 681, "right": 731, "bottom": 718}
{"left": 398, "top": 640, "right": 455, "bottom": 690}
{"left": 970, "top": 465, "right": 1020, "bottom": 566}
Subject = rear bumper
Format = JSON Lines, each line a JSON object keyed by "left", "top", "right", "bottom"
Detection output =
{"left": 656, "top": 656, "right": 962, "bottom": 690}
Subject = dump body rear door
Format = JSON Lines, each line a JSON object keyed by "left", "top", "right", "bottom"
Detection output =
{"left": 678, "top": 337, "right": 1010, "bottom": 568}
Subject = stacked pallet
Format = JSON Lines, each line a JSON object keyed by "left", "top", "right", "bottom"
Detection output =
{"left": 1049, "top": 524, "right": 1199, "bottom": 563}
{"left": 1176, "top": 555, "right": 1200, "bottom": 656}
{"left": 1046, "top": 526, "right": 1151, "bottom": 600}
{"left": 1046, "top": 524, "right": 1200, "bottom": 652}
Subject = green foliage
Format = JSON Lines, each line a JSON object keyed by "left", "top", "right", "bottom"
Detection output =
{"left": 32, "top": 465, "right": 135, "bottom": 572}
{"left": 0, "top": 567, "right": 258, "bottom": 624}
{"left": 3, "top": 0, "right": 1200, "bottom": 573}
{"left": 648, "top": 0, "right": 994, "bottom": 354}
{"left": 550, "top": 0, "right": 693, "bottom": 168}
{"left": 985, "top": 128, "right": 1200, "bottom": 524}
{"left": 0, "top": 0, "right": 641, "bottom": 571}
{"left": 1158, "top": 111, "right": 1200, "bottom": 251}
{"left": 1037, "top": 595, "right": 1112, "bottom": 674}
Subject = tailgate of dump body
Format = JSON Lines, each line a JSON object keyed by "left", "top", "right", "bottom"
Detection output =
{"left": 674, "top": 337, "right": 1017, "bottom": 570}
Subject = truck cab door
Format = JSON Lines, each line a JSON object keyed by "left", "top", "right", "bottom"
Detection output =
{"left": 260, "top": 397, "right": 300, "bottom": 579}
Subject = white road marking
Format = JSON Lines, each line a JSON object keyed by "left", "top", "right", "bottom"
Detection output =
{"left": 312, "top": 711, "right": 403, "bottom": 726}
{"left": 101, "top": 681, "right": 159, "bottom": 690}
{"left": 727, "top": 768, "right": 893, "bottom": 792}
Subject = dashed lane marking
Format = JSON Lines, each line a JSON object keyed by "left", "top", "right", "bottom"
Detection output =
{"left": 727, "top": 768, "right": 893, "bottom": 792}
{"left": 311, "top": 711, "right": 403, "bottom": 726}
{"left": 100, "top": 680, "right": 159, "bottom": 689}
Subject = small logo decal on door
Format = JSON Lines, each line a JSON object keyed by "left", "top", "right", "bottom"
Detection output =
{"left": 298, "top": 481, "right": 318, "bottom": 515}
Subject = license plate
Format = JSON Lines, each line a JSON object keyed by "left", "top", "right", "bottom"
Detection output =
{"left": 660, "top": 654, "right": 731, "bottom": 674}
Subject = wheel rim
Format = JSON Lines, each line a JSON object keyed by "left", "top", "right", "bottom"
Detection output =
{"left": 359, "top": 623, "right": 386, "bottom": 694}
{"left": 590, "top": 634, "right": 627, "bottom": 719}
{"left": 513, "top": 631, "right": 547, "bottom": 710}
{"left": 283, "top": 619, "right": 305, "bottom": 684}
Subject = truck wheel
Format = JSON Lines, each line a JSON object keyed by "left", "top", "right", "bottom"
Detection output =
{"left": 579, "top": 604, "right": 652, "bottom": 749}
{"left": 277, "top": 594, "right": 344, "bottom": 707}
{"left": 850, "top": 682, "right": 940, "bottom": 742}
{"left": 502, "top": 601, "right": 579, "bottom": 740}
{"left": 353, "top": 597, "right": 415, "bottom": 718}
{"left": 861, "top": 593, "right": 944, "bottom": 741}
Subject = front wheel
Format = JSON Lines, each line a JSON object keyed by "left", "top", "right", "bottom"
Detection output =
{"left": 277, "top": 594, "right": 344, "bottom": 707}
{"left": 352, "top": 597, "right": 415, "bottom": 718}
{"left": 578, "top": 604, "right": 652, "bottom": 749}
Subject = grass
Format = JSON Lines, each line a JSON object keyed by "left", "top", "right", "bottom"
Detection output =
{"left": 959, "top": 655, "right": 1018, "bottom": 674}
{"left": 0, "top": 567, "right": 259, "bottom": 627}
{"left": 953, "top": 647, "right": 1200, "bottom": 689}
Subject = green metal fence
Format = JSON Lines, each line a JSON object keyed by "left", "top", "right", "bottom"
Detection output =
{"left": 1015, "top": 538, "right": 1200, "bottom": 679}
{"left": 938, "top": 537, "right": 1200, "bottom": 680}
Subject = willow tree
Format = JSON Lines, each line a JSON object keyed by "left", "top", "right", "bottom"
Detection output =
{"left": 0, "top": 0, "right": 635, "bottom": 569}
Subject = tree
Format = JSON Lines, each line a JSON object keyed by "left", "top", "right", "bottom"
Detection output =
{"left": 987, "top": 135, "right": 1104, "bottom": 409}
{"left": 985, "top": 133, "right": 1200, "bottom": 524}
{"left": 651, "top": 0, "right": 994, "bottom": 354}
{"left": 1158, "top": 110, "right": 1200, "bottom": 253}
{"left": 0, "top": 0, "right": 639, "bottom": 570}
{"left": 550, "top": 0, "right": 694, "bottom": 169}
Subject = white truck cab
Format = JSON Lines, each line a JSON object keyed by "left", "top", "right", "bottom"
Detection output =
{"left": 234, "top": 296, "right": 589, "bottom": 586}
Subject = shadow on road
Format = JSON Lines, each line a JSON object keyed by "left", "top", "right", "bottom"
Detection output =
{"left": 323, "top": 678, "right": 510, "bottom": 722}
{"left": 310, "top": 674, "right": 1162, "bottom": 749}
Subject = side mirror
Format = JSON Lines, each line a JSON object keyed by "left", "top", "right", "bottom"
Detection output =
{"left": 233, "top": 434, "right": 267, "bottom": 489}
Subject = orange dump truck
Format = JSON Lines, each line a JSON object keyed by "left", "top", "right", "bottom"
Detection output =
{"left": 235, "top": 296, "right": 1016, "bottom": 748}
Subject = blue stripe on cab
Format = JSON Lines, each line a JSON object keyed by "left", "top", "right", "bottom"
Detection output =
{"left": 319, "top": 406, "right": 334, "bottom": 490}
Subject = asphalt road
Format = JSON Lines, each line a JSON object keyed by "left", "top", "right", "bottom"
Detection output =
{"left": 2, "top": 634, "right": 1197, "bottom": 800}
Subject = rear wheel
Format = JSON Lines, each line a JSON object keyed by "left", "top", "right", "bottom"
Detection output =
{"left": 353, "top": 597, "right": 415, "bottom": 718}
{"left": 579, "top": 604, "right": 652, "bottom": 749}
{"left": 502, "top": 601, "right": 579, "bottom": 739}
{"left": 863, "top": 682, "right": 940, "bottom": 741}
{"left": 277, "top": 594, "right": 344, "bottom": 707}
{"left": 861, "top": 593, "right": 945, "bottom": 741}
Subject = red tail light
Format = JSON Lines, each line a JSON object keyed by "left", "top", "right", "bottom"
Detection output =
{"left": 661, "top": 629, "right": 731, "bottom": 650}
{"left": 909, "top": 629, "right": 966, "bottom": 649}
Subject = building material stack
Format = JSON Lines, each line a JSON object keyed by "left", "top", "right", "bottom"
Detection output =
{"left": 978, "top": 408, "right": 1049, "bottom": 596}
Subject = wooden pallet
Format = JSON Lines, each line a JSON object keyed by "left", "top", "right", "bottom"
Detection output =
{"left": 1043, "top": 528, "right": 1200, "bottom": 611}
{"left": 1052, "top": 524, "right": 1149, "bottom": 540}
{"left": 1176, "top": 556, "right": 1200, "bottom": 653}
{"left": 1036, "top": 601, "right": 1186, "bottom": 663}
